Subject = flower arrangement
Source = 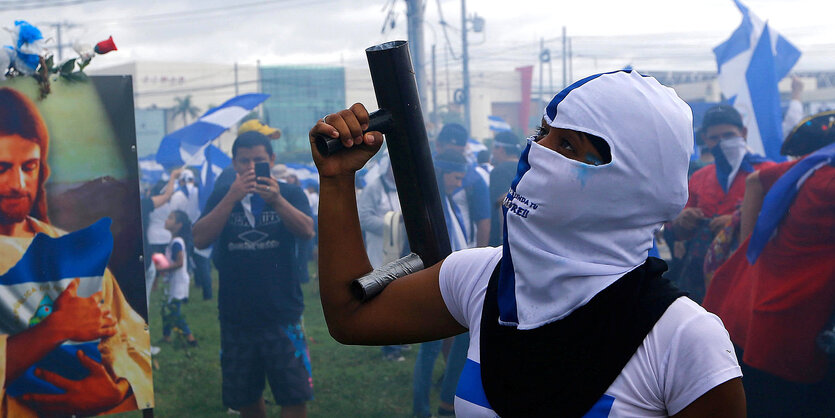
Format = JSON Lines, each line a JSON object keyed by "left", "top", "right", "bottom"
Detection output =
{"left": 2, "top": 20, "right": 116, "bottom": 98}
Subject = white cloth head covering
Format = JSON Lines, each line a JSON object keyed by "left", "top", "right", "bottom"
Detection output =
{"left": 498, "top": 70, "right": 693, "bottom": 329}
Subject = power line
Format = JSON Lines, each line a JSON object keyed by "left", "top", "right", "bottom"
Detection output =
{"left": 434, "top": 0, "right": 459, "bottom": 59}
{"left": 0, "top": 0, "right": 105, "bottom": 11}
{"left": 83, "top": 0, "right": 322, "bottom": 26}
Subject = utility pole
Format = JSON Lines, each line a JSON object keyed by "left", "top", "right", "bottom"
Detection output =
{"left": 405, "top": 0, "right": 427, "bottom": 113}
{"left": 256, "top": 60, "right": 263, "bottom": 119}
{"left": 47, "top": 21, "right": 77, "bottom": 61}
{"left": 461, "top": 0, "right": 470, "bottom": 131}
{"left": 562, "top": 26, "right": 567, "bottom": 89}
{"left": 234, "top": 62, "right": 239, "bottom": 96}
{"left": 568, "top": 37, "right": 573, "bottom": 85}
{"left": 539, "top": 38, "right": 552, "bottom": 103}
{"left": 432, "top": 44, "right": 438, "bottom": 125}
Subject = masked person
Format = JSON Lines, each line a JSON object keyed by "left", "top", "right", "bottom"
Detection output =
{"left": 704, "top": 110, "right": 835, "bottom": 417}
{"left": 669, "top": 105, "right": 775, "bottom": 302}
{"left": 311, "top": 70, "right": 745, "bottom": 417}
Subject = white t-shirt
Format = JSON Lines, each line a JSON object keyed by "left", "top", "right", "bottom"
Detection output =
{"left": 146, "top": 202, "right": 172, "bottom": 245}
{"left": 169, "top": 184, "right": 200, "bottom": 224}
{"left": 439, "top": 246, "right": 742, "bottom": 417}
{"left": 164, "top": 237, "right": 190, "bottom": 301}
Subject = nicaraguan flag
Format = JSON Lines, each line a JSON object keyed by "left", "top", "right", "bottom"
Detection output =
{"left": 0, "top": 219, "right": 112, "bottom": 396}
{"left": 156, "top": 93, "right": 268, "bottom": 168}
{"left": 488, "top": 115, "right": 512, "bottom": 132}
{"left": 156, "top": 93, "right": 266, "bottom": 208}
{"left": 713, "top": 0, "right": 801, "bottom": 162}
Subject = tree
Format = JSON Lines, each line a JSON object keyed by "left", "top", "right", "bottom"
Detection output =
{"left": 171, "top": 95, "right": 200, "bottom": 127}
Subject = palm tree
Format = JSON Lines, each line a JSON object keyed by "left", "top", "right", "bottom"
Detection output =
{"left": 171, "top": 95, "right": 200, "bottom": 127}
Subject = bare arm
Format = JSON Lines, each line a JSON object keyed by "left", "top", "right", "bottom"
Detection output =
{"left": 257, "top": 176, "right": 315, "bottom": 239}
{"left": 671, "top": 207, "right": 706, "bottom": 240}
{"left": 6, "top": 279, "right": 116, "bottom": 382}
{"left": 150, "top": 167, "right": 182, "bottom": 208}
{"left": 272, "top": 194, "right": 314, "bottom": 239}
{"left": 155, "top": 247, "right": 184, "bottom": 274}
{"left": 192, "top": 193, "right": 237, "bottom": 249}
{"left": 740, "top": 171, "right": 765, "bottom": 240}
{"left": 476, "top": 218, "right": 490, "bottom": 247}
{"left": 313, "top": 104, "right": 466, "bottom": 345}
{"left": 671, "top": 378, "right": 746, "bottom": 418}
{"left": 193, "top": 171, "right": 254, "bottom": 249}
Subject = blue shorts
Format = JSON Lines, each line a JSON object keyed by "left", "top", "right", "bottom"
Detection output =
{"left": 220, "top": 320, "right": 313, "bottom": 408}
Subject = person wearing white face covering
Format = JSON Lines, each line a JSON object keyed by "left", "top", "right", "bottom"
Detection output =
{"left": 669, "top": 105, "right": 775, "bottom": 302}
{"left": 311, "top": 71, "right": 745, "bottom": 417}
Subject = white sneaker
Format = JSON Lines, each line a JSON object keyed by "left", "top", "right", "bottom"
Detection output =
{"left": 150, "top": 346, "right": 161, "bottom": 355}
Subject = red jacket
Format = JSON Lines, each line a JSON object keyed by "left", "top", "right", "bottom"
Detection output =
{"left": 704, "top": 161, "right": 835, "bottom": 383}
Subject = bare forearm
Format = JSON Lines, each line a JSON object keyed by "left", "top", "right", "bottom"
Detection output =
{"left": 476, "top": 218, "right": 490, "bottom": 247}
{"left": 156, "top": 253, "right": 184, "bottom": 273}
{"left": 317, "top": 175, "right": 374, "bottom": 340}
{"left": 150, "top": 178, "right": 178, "bottom": 208}
{"left": 193, "top": 195, "right": 237, "bottom": 249}
{"left": 6, "top": 319, "right": 66, "bottom": 382}
{"left": 271, "top": 197, "right": 315, "bottom": 239}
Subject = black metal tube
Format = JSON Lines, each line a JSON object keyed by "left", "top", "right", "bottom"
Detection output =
{"left": 314, "top": 109, "right": 394, "bottom": 157}
{"left": 350, "top": 40, "right": 451, "bottom": 301}
{"left": 366, "top": 40, "right": 451, "bottom": 268}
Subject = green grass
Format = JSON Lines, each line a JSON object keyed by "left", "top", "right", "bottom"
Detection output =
{"left": 114, "top": 267, "right": 449, "bottom": 417}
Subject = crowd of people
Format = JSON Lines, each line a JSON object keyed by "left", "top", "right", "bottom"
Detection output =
{"left": 310, "top": 70, "right": 833, "bottom": 417}
{"left": 129, "top": 69, "right": 835, "bottom": 417}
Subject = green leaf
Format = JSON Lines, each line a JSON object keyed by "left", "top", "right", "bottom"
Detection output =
{"left": 66, "top": 72, "right": 88, "bottom": 82}
{"left": 59, "top": 59, "right": 77, "bottom": 75}
{"left": 78, "top": 58, "right": 92, "bottom": 71}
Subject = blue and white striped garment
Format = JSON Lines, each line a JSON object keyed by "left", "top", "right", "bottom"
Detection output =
{"left": 0, "top": 219, "right": 112, "bottom": 396}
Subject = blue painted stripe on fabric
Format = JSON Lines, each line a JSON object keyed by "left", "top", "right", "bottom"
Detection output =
{"left": 545, "top": 70, "right": 634, "bottom": 122}
{"left": 746, "top": 24, "right": 786, "bottom": 162}
{"left": 0, "top": 219, "right": 112, "bottom": 286}
{"left": 582, "top": 394, "right": 616, "bottom": 417}
{"left": 497, "top": 142, "right": 533, "bottom": 324}
{"left": 456, "top": 359, "right": 492, "bottom": 409}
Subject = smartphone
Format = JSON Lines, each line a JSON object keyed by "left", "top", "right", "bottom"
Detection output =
{"left": 255, "top": 162, "right": 270, "bottom": 184}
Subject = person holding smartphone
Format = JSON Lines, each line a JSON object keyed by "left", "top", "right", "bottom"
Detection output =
{"left": 193, "top": 131, "right": 315, "bottom": 418}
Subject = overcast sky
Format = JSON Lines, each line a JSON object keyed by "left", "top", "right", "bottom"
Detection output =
{"left": 3, "top": 0, "right": 834, "bottom": 76}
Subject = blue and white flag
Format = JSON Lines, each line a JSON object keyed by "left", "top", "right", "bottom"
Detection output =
{"left": 466, "top": 138, "right": 488, "bottom": 163}
{"left": 199, "top": 145, "right": 232, "bottom": 210}
{"left": 156, "top": 93, "right": 267, "bottom": 207}
{"left": 156, "top": 93, "right": 268, "bottom": 168}
{"left": 0, "top": 219, "right": 112, "bottom": 396}
{"left": 714, "top": 0, "right": 801, "bottom": 161}
{"left": 284, "top": 162, "right": 320, "bottom": 189}
{"left": 488, "top": 115, "right": 512, "bottom": 132}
